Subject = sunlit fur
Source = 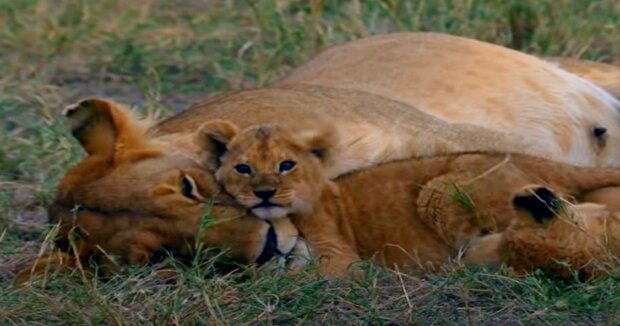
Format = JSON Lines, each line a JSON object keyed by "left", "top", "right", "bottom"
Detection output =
{"left": 276, "top": 32, "right": 620, "bottom": 167}
{"left": 207, "top": 122, "right": 620, "bottom": 279}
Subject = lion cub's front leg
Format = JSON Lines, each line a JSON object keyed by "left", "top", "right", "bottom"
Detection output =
{"left": 292, "top": 208, "right": 361, "bottom": 277}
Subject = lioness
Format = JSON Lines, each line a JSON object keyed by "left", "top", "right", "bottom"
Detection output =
{"left": 202, "top": 120, "right": 620, "bottom": 278}
{"left": 15, "top": 32, "right": 620, "bottom": 282}
{"left": 275, "top": 32, "right": 620, "bottom": 167}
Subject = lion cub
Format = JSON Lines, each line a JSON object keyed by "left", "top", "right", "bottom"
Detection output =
{"left": 197, "top": 120, "right": 360, "bottom": 275}
{"left": 197, "top": 120, "right": 337, "bottom": 221}
{"left": 198, "top": 119, "right": 620, "bottom": 278}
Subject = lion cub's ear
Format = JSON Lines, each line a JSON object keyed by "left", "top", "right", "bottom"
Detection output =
{"left": 295, "top": 125, "right": 338, "bottom": 165}
{"left": 196, "top": 119, "right": 240, "bottom": 170}
{"left": 63, "top": 98, "right": 149, "bottom": 159}
{"left": 512, "top": 185, "right": 564, "bottom": 224}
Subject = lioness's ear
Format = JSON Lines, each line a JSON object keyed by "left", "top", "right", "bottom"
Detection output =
{"left": 63, "top": 98, "right": 149, "bottom": 158}
{"left": 196, "top": 119, "right": 239, "bottom": 170}
{"left": 296, "top": 126, "right": 337, "bottom": 164}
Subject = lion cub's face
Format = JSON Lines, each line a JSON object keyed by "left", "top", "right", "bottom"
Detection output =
{"left": 198, "top": 120, "right": 336, "bottom": 220}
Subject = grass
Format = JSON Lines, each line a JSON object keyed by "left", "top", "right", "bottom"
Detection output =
{"left": 2, "top": 0, "right": 620, "bottom": 324}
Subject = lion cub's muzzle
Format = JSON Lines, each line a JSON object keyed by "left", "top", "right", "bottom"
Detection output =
{"left": 248, "top": 187, "right": 291, "bottom": 220}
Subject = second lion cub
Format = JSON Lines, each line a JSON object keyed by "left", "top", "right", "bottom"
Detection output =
{"left": 198, "top": 120, "right": 620, "bottom": 278}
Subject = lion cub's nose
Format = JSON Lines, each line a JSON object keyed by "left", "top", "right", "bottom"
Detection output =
{"left": 254, "top": 189, "right": 276, "bottom": 200}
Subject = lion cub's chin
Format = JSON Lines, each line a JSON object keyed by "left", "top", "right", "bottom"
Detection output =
{"left": 252, "top": 206, "right": 291, "bottom": 220}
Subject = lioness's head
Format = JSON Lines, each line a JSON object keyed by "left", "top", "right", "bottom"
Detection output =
{"left": 198, "top": 120, "right": 336, "bottom": 220}
{"left": 47, "top": 98, "right": 302, "bottom": 269}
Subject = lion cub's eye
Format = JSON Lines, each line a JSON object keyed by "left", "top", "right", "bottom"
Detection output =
{"left": 234, "top": 164, "right": 252, "bottom": 175}
{"left": 279, "top": 160, "right": 296, "bottom": 173}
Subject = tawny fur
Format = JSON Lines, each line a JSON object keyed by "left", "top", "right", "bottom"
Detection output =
{"left": 276, "top": 32, "right": 620, "bottom": 167}
{"left": 16, "top": 32, "right": 620, "bottom": 283}
{"left": 208, "top": 123, "right": 620, "bottom": 278}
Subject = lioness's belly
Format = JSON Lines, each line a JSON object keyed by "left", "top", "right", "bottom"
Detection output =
{"left": 276, "top": 32, "right": 620, "bottom": 167}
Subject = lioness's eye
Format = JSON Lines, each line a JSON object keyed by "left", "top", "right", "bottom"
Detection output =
{"left": 234, "top": 164, "right": 252, "bottom": 175}
{"left": 181, "top": 174, "right": 202, "bottom": 200}
{"left": 279, "top": 160, "right": 296, "bottom": 173}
